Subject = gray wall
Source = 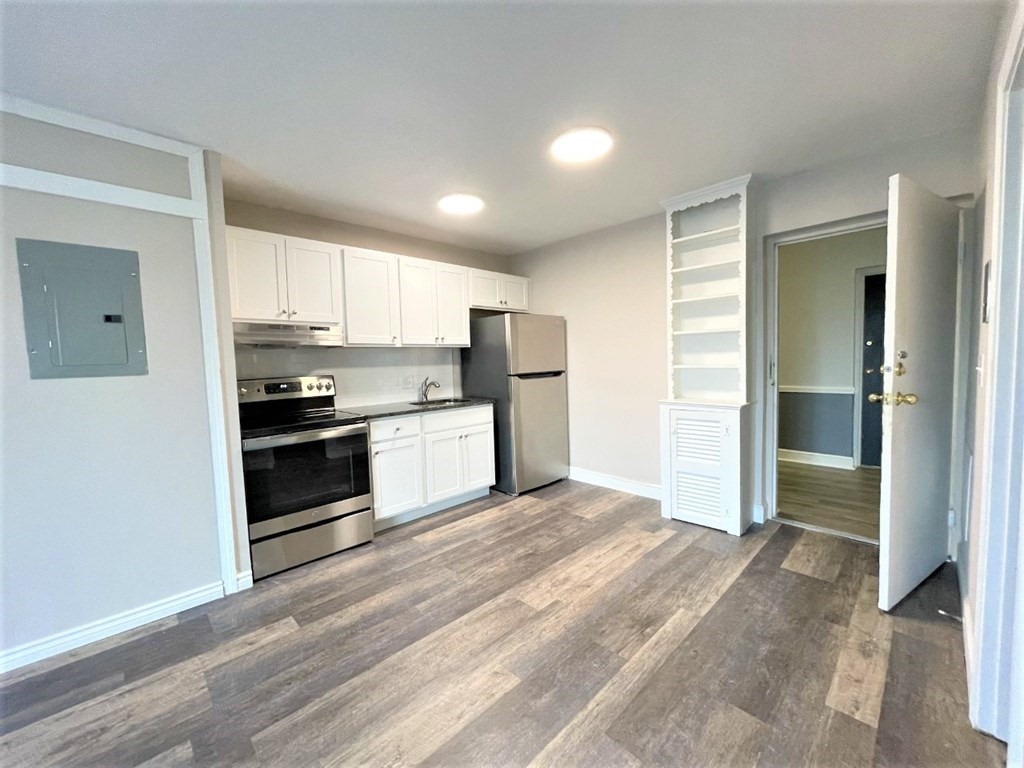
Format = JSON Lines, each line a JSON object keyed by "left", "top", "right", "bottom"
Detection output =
{"left": 1, "top": 189, "right": 222, "bottom": 652}
{"left": 224, "top": 199, "right": 511, "bottom": 273}
{"left": 778, "top": 392, "right": 854, "bottom": 456}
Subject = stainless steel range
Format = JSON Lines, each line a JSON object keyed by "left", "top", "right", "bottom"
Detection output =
{"left": 237, "top": 375, "right": 372, "bottom": 579}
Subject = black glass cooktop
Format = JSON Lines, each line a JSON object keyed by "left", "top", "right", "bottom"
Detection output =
{"left": 239, "top": 399, "right": 367, "bottom": 440}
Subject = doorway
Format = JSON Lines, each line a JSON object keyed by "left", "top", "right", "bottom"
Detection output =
{"left": 773, "top": 227, "right": 887, "bottom": 541}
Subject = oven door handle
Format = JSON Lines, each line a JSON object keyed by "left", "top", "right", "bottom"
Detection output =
{"left": 242, "top": 423, "right": 368, "bottom": 452}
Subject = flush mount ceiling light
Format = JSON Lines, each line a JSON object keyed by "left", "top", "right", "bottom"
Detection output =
{"left": 437, "top": 193, "right": 485, "bottom": 215}
{"left": 550, "top": 126, "right": 614, "bottom": 164}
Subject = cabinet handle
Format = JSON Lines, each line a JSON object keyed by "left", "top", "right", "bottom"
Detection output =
{"left": 392, "top": 336, "right": 397, "bottom": 343}
{"left": 290, "top": 310, "right": 298, "bottom": 315}
{"left": 373, "top": 451, "right": 379, "bottom": 457}
{"left": 441, "top": 337, "right": 445, "bottom": 343}
{"left": 435, "top": 337, "right": 439, "bottom": 343}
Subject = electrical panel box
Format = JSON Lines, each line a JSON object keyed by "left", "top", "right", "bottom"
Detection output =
{"left": 16, "top": 239, "right": 148, "bottom": 379}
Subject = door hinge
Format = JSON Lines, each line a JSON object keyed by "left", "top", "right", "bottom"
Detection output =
{"left": 948, "top": 508, "right": 956, "bottom": 528}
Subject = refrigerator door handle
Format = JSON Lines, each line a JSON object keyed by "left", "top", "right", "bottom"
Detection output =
{"left": 513, "top": 371, "right": 564, "bottom": 380}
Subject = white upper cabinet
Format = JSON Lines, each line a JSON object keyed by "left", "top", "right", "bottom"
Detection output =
{"left": 227, "top": 227, "right": 342, "bottom": 325}
{"left": 284, "top": 236, "right": 344, "bottom": 324}
{"left": 343, "top": 247, "right": 401, "bottom": 346}
{"left": 399, "top": 257, "right": 439, "bottom": 345}
{"left": 435, "top": 263, "right": 470, "bottom": 345}
{"left": 399, "top": 257, "right": 470, "bottom": 347}
{"left": 469, "top": 268, "right": 530, "bottom": 312}
{"left": 226, "top": 228, "right": 290, "bottom": 323}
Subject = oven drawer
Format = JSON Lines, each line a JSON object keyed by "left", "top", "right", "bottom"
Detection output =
{"left": 250, "top": 509, "right": 374, "bottom": 580}
{"left": 370, "top": 415, "right": 422, "bottom": 443}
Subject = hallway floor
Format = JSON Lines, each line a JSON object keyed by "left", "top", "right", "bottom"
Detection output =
{"left": 778, "top": 461, "right": 882, "bottom": 540}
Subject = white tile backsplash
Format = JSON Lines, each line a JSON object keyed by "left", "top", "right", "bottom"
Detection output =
{"left": 234, "top": 346, "right": 461, "bottom": 407}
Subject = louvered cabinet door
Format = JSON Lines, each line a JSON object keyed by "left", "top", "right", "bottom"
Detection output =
{"left": 667, "top": 407, "right": 741, "bottom": 533}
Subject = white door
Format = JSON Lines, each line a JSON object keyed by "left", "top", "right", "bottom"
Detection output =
{"left": 226, "top": 227, "right": 288, "bottom": 322}
{"left": 436, "top": 264, "right": 469, "bottom": 346}
{"left": 502, "top": 275, "right": 529, "bottom": 312}
{"left": 343, "top": 247, "right": 401, "bottom": 346}
{"left": 469, "top": 269, "right": 502, "bottom": 309}
{"left": 371, "top": 437, "right": 424, "bottom": 519}
{"left": 398, "top": 257, "right": 438, "bottom": 345}
{"left": 424, "top": 429, "right": 463, "bottom": 503}
{"left": 462, "top": 423, "right": 495, "bottom": 491}
{"left": 878, "top": 174, "right": 961, "bottom": 611}
{"left": 284, "top": 237, "right": 343, "bottom": 324}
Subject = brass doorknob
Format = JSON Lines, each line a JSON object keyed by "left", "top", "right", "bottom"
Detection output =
{"left": 894, "top": 392, "right": 919, "bottom": 405}
{"left": 868, "top": 393, "right": 885, "bottom": 403}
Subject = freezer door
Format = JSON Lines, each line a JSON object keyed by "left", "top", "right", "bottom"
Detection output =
{"left": 507, "top": 314, "right": 566, "bottom": 375}
{"left": 509, "top": 372, "right": 569, "bottom": 493}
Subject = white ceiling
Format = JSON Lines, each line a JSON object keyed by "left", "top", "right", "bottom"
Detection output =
{"left": 0, "top": 2, "right": 1004, "bottom": 255}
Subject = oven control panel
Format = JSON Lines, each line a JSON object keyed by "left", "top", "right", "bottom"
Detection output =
{"left": 237, "top": 375, "right": 335, "bottom": 402}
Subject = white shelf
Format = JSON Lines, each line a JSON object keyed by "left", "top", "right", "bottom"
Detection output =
{"left": 671, "top": 258, "right": 741, "bottom": 274}
{"left": 672, "top": 327, "right": 740, "bottom": 336}
{"left": 671, "top": 224, "right": 741, "bottom": 247}
{"left": 672, "top": 291, "right": 740, "bottom": 305}
{"left": 673, "top": 364, "right": 740, "bottom": 370}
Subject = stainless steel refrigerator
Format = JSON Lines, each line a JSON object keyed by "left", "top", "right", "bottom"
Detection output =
{"left": 461, "top": 313, "right": 569, "bottom": 495}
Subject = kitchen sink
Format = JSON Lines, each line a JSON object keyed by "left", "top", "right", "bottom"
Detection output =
{"left": 408, "top": 398, "right": 473, "bottom": 406}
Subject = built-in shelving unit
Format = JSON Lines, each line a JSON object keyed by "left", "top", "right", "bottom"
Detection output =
{"left": 660, "top": 175, "right": 754, "bottom": 536}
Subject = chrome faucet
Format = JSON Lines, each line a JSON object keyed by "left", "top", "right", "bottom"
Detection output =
{"left": 418, "top": 377, "right": 441, "bottom": 403}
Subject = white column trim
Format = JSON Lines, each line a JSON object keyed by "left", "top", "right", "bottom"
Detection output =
{"left": 0, "top": 163, "right": 205, "bottom": 219}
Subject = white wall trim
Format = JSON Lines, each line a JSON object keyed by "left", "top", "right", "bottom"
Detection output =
{"left": 761, "top": 215, "right": 888, "bottom": 520}
{"left": 236, "top": 570, "right": 254, "bottom": 591}
{"left": 0, "top": 92, "right": 200, "bottom": 158}
{"left": 777, "top": 385, "right": 856, "bottom": 395}
{"left": 0, "top": 581, "right": 224, "bottom": 674}
{"left": 568, "top": 467, "right": 661, "bottom": 499}
{"left": 778, "top": 449, "right": 855, "bottom": 470}
{"left": 0, "top": 163, "right": 205, "bottom": 220}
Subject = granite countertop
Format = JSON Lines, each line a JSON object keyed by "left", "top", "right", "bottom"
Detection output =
{"left": 344, "top": 397, "right": 494, "bottom": 420}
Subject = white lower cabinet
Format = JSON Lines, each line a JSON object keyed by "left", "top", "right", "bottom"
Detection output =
{"left": 424, "top": 429, "right": 464, "bottom": 504}
{"left": 660, "top": 401, "right": 751, "bottom": 536}
{"left": 371, "top": 436, "right": 423, "bottom": 519}
{"left": 370, "top": 405, "right": 495, "bottom": 526}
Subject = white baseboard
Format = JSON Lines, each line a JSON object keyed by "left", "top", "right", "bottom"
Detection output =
{"left": 373, "top": 487, "right": 491, "bottom": 533}
{"left": 568, "top": 467, "right": 661, "bottom": 500}
{"left": 0, "top": 581, "right": 224, "bottom": 674}
{"left": 778, "top": 449, "right": 855, "bottom": 470}
{"left": 753, "top": 504, "right": 766, "bottom": 524}
{"left": 236, "top": 570, "right": 254, "bottom": 591}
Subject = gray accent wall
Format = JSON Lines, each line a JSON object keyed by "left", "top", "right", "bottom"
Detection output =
{"left": 778, "top": 392, "right": 854, "bottom": 457}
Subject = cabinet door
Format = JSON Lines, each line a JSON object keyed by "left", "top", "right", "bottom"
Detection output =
{"left": 226, "top": 227, "right": 288, "bottom": 322}
{"left": 424, "top": 429, "right": 463, "bottom": 504}
{"left": 343, "top": 247, "right": 401, "bottom": 345}
{"left": 469, "top": 269, "right": 503, "bottom": 310}
{"left": 398, "top": 257, "right": 438, "bottom": 345}
{"left": 667, "top": 408, "right": 734, "bottom": 533}
{"left": 435, "top": 264, "right": 470, "bottom": 346}
{"left": 502, "top": 275, "right": 530, "bottom": 312}
{"left": 461, "top": 423, "right": 495, "bottom": 492}
{"left": 285, "top": 237, "right": 343, "bottom": 324}
{"left": 371, "top": 436, "right": 423, "bottom": 519}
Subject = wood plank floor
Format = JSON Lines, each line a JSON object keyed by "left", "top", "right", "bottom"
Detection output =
{"left": 0, "top": 481, "right": 1003, "bottom": 767}
{"left": 777, "top": 461, "right": 882, "bottom": 540}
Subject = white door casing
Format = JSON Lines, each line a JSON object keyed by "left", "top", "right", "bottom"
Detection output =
{"left": 878, "top": 174, "right": 961, "bottom": 611}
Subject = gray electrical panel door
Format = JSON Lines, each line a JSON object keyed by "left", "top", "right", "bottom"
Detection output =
{"left": 16, "top": 239, "right": 148, "bottom": 378}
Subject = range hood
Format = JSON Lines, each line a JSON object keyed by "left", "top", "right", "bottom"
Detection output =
{"left": 233, "top": 322, "right": 346, "bottom": 348}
